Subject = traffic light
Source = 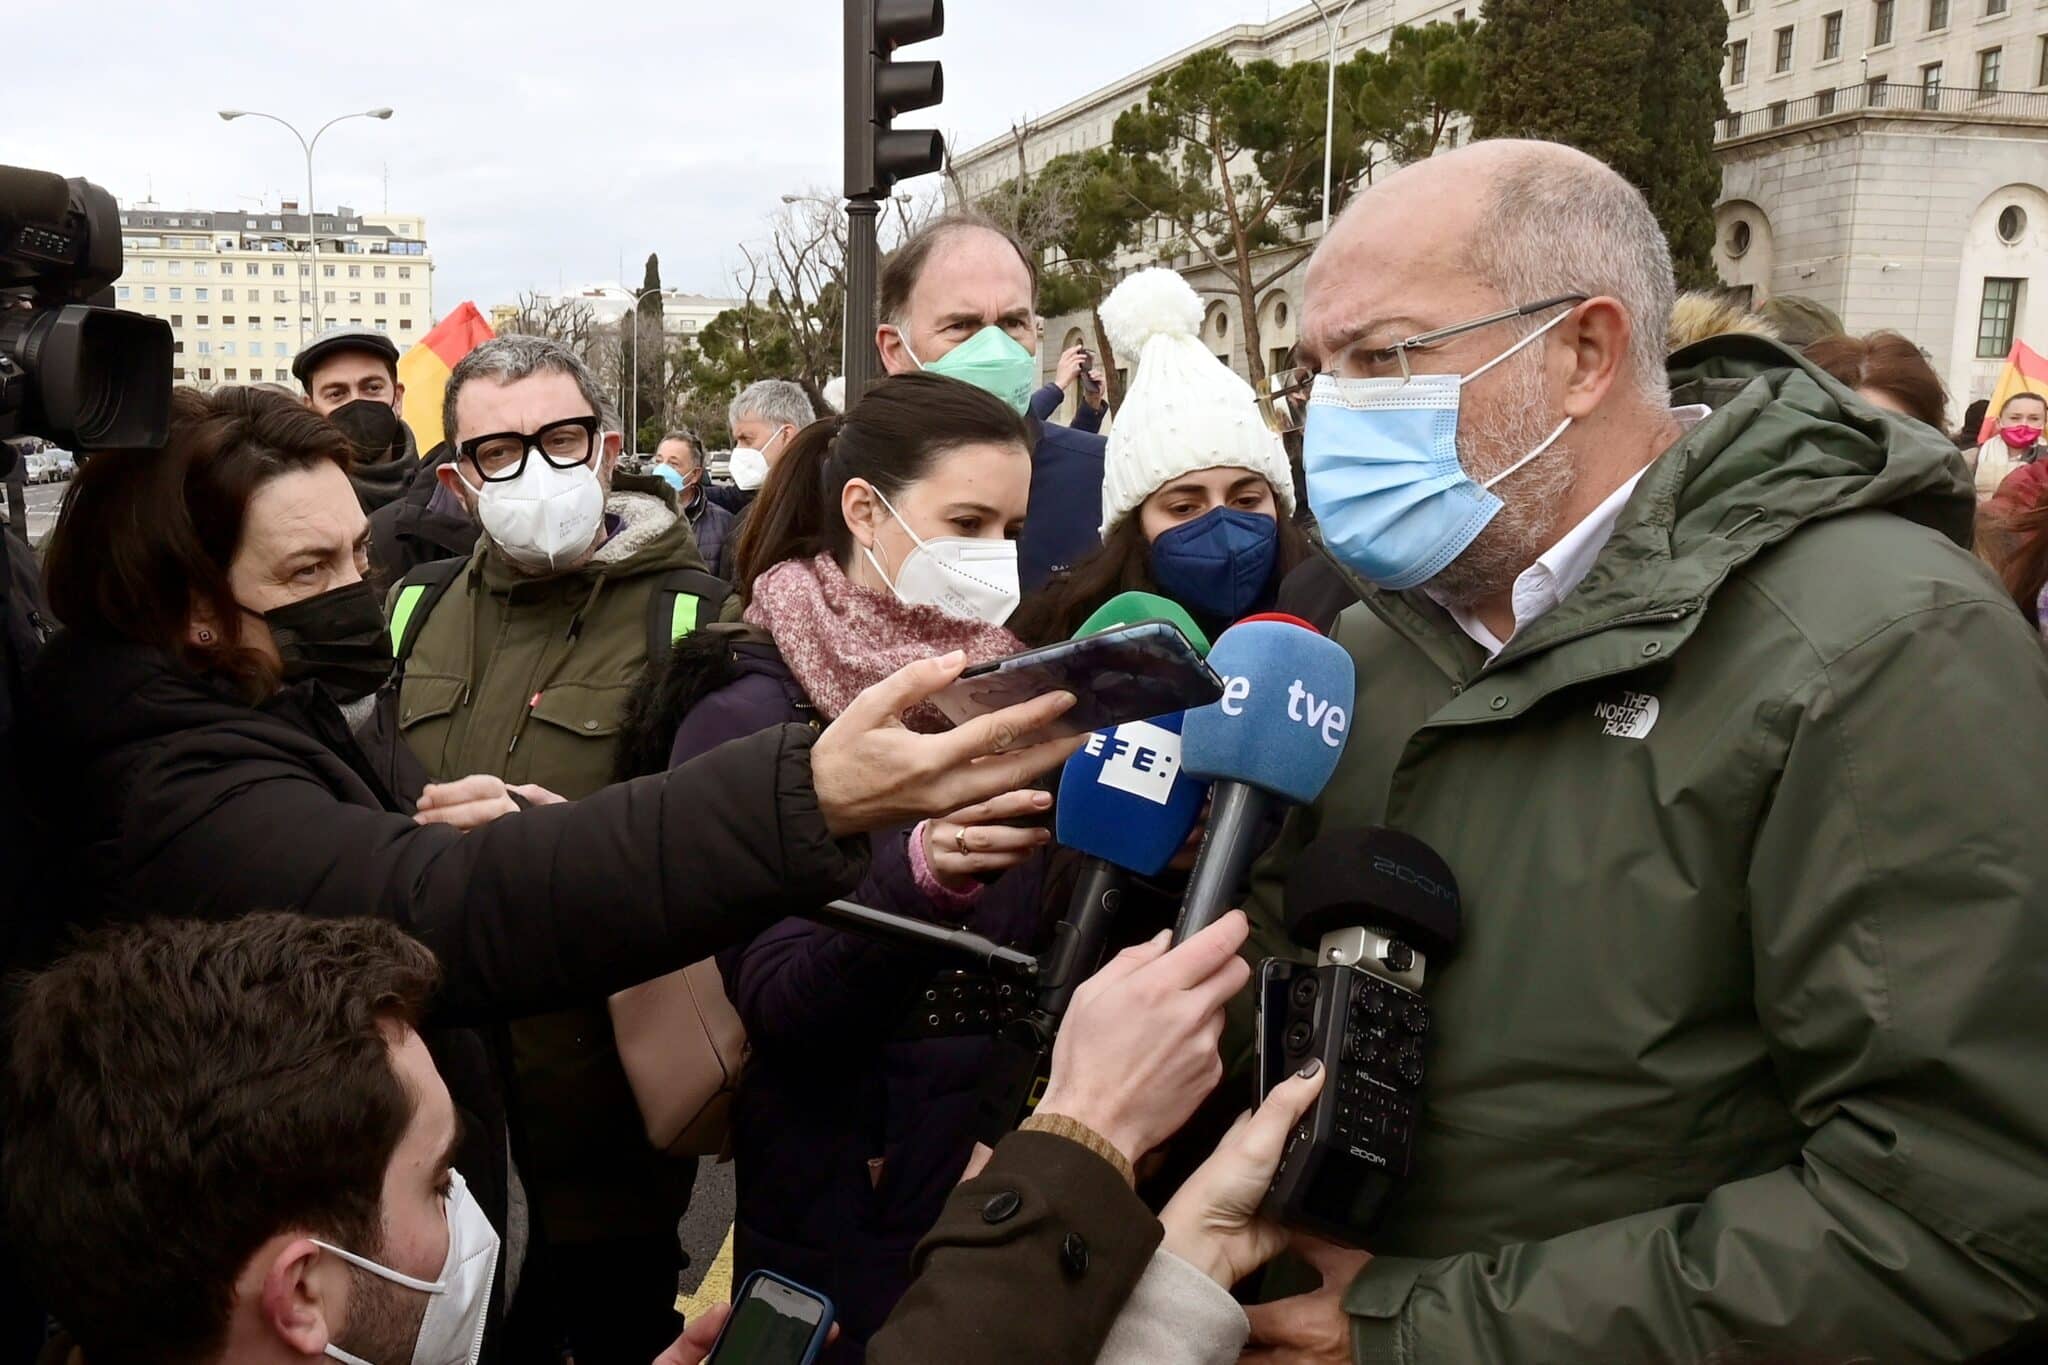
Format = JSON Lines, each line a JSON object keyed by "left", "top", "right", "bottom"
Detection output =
{"left": 845, "top": 0, "right": 946, "bottom": 201}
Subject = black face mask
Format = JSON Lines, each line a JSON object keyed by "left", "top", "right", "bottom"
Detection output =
{"left": 329, "top": 398, "right": 404, "bottom": 465}
{"left": 257, "top": 581, "right": 395, "bottom": 703}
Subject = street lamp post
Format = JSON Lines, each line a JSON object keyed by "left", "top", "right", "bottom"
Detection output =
{"left": 1306, "top": 0, "right": 1360, "bottom": 233}
{"left": 218, "top": 107, "right": 395, "bottom": 343}
{"left": 611, "top": 285, "right": 664, "bottom": 455}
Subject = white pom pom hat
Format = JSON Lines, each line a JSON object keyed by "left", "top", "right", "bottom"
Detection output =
{"left": 1096, "top": 267, "right": 1296, "bottom": 536}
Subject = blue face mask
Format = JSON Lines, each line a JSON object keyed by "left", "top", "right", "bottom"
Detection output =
{"left": 1303, "top": 310, "right": 1573, "bottom": 591}
{"left": 1149, "top": 506, "right": 1279, "bottom": 622}
{"left": 654, "top": 463, "right": 687, "bottom": 491}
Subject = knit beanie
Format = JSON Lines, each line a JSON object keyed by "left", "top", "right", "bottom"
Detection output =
{"left": 1097, "top": 268, "right": 1297, "bottom": 536}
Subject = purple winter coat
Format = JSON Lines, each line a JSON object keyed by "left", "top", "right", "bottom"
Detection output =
{"left": 667, "top": 641, "right": 1049, "bottom": 1363}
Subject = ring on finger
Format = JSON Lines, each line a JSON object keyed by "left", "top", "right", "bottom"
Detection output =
{"left": 955, "top": 828, "right": 970, "bottom": 856}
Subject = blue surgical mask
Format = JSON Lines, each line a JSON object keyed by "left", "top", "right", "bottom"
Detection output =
{"left": 654, "top": 463, "right": 687, "bottom": 491}
{"left": 1304, "top": 310, "right": 1573, "bottom": 591}
{"left": 1149, "top": 506, "right": 1279, "bottom": 622}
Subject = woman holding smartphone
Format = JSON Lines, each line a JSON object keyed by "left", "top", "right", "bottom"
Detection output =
{"left": 1012, "top": 268, "right": 1311, "bottom": 646}
{"left": 627, "top": 372, "right": 1055, "bottom": 1362}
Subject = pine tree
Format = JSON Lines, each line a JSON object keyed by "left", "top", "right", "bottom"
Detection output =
{"left": 1474, "top": 0, "right": 1728, "bottom": 287}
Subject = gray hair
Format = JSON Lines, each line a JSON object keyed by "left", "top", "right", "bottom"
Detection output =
{"left": 657, "top": 428, "right": 705, "bottom": 469}
{"left": 729, "top": 379, "right": 815, "bottom": 435}
{"left": 443, "top": 334, "right": 619, "bottom": 447}
{"left": 1469, "top": 150, "right": 1676, "bottom": 409}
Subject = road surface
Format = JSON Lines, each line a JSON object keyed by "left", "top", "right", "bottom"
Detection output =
{"left": 23, "top": 478, "right": 66, "bottom": 547}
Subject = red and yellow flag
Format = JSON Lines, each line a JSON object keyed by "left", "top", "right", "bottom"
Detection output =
{"left": 1978, "top": 340, "right": 2048, "bottom": 443}
{"left": 398, "top": 302, "right": 495, "bottom": 456}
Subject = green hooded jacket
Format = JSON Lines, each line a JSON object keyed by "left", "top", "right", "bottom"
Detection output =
{"left": 1248, "top": 337, "right": 2048, "bottom": 1363}
{"left": 393, "top": 470, "right": 710, "bottom": 1245}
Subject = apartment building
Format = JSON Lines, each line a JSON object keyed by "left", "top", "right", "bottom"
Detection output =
{"left": 113, "top": 200, "right": 434, "bottom": 390}
{"left": 952, "top": 0, "right": 2048, "bottom": 415}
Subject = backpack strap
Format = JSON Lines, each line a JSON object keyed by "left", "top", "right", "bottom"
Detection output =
{"left": 644, "top": 568, "right": 731, "bottom": 661}
{"left": 387, "top": 557, "right": 467, "bottom": 663}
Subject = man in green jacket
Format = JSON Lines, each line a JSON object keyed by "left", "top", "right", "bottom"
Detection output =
{"left": 1243, "top": 138, "right": 2048, "bottom": 1363}
{"left": 389, "top": 334, "right": 722, "bottom": 1361}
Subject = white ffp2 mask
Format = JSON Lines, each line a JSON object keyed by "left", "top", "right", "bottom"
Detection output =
{"left": 463, "top": 452, "right": 607, "bottom": 573}
{"left": 316, "top": 1167, "right": 500, "bottom": 1365}
{"left": 860, "top": 484, "right": 1021, "bottom": 626}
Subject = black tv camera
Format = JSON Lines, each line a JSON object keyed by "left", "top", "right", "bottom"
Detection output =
{"left": 1256, "top": 828, "right": 1461, "bottom": 1248}
{"left": 1, "top": 164, "right": 172, "bottom": 450}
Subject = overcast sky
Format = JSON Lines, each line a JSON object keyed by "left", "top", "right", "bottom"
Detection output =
{"left": 15, "top": 0, "right": 1278, "bottom": 314}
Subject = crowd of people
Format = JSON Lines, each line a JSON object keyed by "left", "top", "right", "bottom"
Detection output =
{"left": 1, "top": 133, "right": 2045, "bottom": 1365}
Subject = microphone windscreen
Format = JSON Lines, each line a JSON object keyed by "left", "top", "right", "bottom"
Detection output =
{"left": 1075, "top": 590, "right": 1212, "bottom": 656}
{"left": 1181, "top": 619, "right": 1354, "bottom": 804}
{"left": 1284, "top": 828, "right": 1461, "bottom": 959}
{"left": 1056, "top": 711, "right": 1208, "bottom": 876}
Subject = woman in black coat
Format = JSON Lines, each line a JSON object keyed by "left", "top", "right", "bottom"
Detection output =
{"left": 18, "top": 386, "right": 1078, "bottom": 1360}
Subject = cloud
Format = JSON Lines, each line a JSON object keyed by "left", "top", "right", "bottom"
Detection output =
{"left": 16, "top": 0, "right": 1270, "bottom": 313}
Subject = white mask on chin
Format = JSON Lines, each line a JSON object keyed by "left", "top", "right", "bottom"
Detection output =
{"left": 315, "top": 1168, "right": 500, "bottom": 1365}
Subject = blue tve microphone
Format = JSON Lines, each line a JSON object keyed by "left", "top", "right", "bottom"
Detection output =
{"left": 1174, "top": 614, "right": 1356, "bottom": 942}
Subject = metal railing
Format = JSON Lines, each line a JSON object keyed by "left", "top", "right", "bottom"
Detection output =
{"left": 1717, "top": 82, "right": 2048, "bottom": 142}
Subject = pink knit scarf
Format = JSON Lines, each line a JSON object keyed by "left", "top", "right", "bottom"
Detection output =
{"left": 745, "top": 553, "right": 1023, "bottom": 731}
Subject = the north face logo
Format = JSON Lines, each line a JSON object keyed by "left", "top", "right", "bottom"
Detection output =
{"left": 1594, "top": 690, "right": 1660, "bottom": 739}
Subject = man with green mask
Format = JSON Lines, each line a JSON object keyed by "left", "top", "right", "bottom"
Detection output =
{"left": 876, "top": 211, "right": 1106, "bottom": 590}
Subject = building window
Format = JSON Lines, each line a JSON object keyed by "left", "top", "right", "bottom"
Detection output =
{"left": 168, "top": 287, "right": 182, "bottom": 301}
{"left": 1769, "top": 99, "right": 1790, "bottom": 126}
{"left": 225, "top": 368, "right": 237, "bottom": 381}
{"left": 2039, "top": 35, "right": 2048, "bottom": 86}
{"left": 374, "top": 320, "right": 388, "bottom": 332}
{"left": 198, "top": 369, "right": 211, "bottom": 381}
{"left": 169, "top": 314, "right": 182, "bottom": 327}
{"left": 1728, "top": 220, "right": 1754, "bottom": 258}
{"left": 274, "top": 290, "right": 289, "bottom": 303}
{"left": 116, "top": 285, "right": 131, "bottom": 300}
{"left": 348, "top": 265, "right": 362, "bottom": 278}
{"left": 1818, "top": 86, "right": 1839, "bottom": 113}
{"left": 1875, "top": 0, "right": 1895, "bottom": 44}
{"left": 272, "top": 264, "right": 286, "bottom": 277}
{"left": 1736, "top": 0, "right": 1751, "bottom": 10}
{"left": 398, "top": 267, "right": 412, "bottom": 279}
{"left": 325, "top": 291, "right": 337, "bottom": 305}
{"left": 374, "top": 265, "right": 387, "bottom": 279}
{"left": 1996, "top": 204, "right": 2027, "bottom": 243}
{"left": 222, "top": 342, "right": 236, "bottom": 357}
{"left": 373, "top": 292, "right": 387, "bottom": 305}
{"left": 193, "top": 288, "right": 207, "bottom": 302}
{"left": 323, "top": 264, "right": 335, "bottom": 278}
{"left": 249, "top": 316, "right": 261, "bottom": 330}
{"left": 167, "top": 261, "right": 182, "bottom": 276}
{"left": 1775, "top": 26, "right": 1794, "bottom": 72}
{"left": 274, "top": 342, "right": 289, "bottom": 357}
{"left": 1987, "top": 0, "right": 2006, "bottom": 14}
{"left": 348, "top": 291, "right": 362, "bottom": 304}
{"left": 275, "top": 317, "right": 288, "bottom": 329}
{"left": 222, "top": 315, "right": 235, "bottom": 327}
{"left": 140, "top": 260, "right": 156, "bottom": 275}
{"left": 275, "top": 369, "right": 289, "bottom": 381}
{"left": 194, "top": 263, "right": 208, "bottom": 277}
{"left": 399, "top": 292, "right": 412, "bottom": 305}
{"left": 172, "top": 341, "right": 183, "bottom": 355}
{"left": 1927, "top": 0, "right": 1948, "bottom": 29}
{"left": 1979, "top": 47, "right": 2001, "bottom": 92}
{"left": 173, "top": 368, "right": 186, "bottom": 381}
{"left": 1979, "top": 278, "right": 2021, "bottom": 356}
{"left": 142, "top": 286, "right": 156, "bottom": 301}
{"left": 196, "top": 316, "right": 209, "bottom": 329}
{"left": 1730, "top": 39, "right": 1749, "bottom": 83}
{"left": 400, "top": 318, "right": 414, "bottom": 330}
{"left": 196, "top": 341, "right": 211, "bottom": 356}
{"left": 220, "top": 288, "right": 233, "bottom": 303}
{"left": 1822, "top": 12, "right": 1843, "bottom": 60}
{"left": 1922, "top": 61, "right": 1944, "bottom": 108}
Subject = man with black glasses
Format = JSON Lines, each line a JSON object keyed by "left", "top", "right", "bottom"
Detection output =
{"left": 385, "top": 333, "right": 726, "bottom": 1361}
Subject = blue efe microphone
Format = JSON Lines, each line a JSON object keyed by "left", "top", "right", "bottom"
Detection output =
{"left": 1174, "top": 614, "right": 1356, "bottom": 942}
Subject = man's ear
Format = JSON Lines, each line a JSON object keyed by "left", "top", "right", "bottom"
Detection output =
{"left": 876, "top": 324, "right": 913, "bottom": 377}
{"left": 601, "top": 431, "right": 624, "bottom": 480}
{"left": 391, "top": 381, "right": 406, "bottom": 422}
{"left": 256, "top": 1237, "right": 341, "bottom": 1358}
{"left": 1558, "top": 297, "right": 1630, "bottom": 421}
{"left": 436, "top": 462, "right": 477, "bottom": 514}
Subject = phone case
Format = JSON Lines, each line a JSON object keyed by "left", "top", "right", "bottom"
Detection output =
{"left": 930, "top": 621, "right": 1222, "bottom": 740}
{"left": 704, "top": 1269, "right": 836, "bottom": 1365}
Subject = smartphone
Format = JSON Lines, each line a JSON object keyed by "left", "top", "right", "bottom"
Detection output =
{"left": 1079, "top": 349, "right": 1103, "bottom": 398}
{"left": 703, "top": 1270, "right": 835, "bottom": 1365}
{"left": 931, "top": 621, "right": 1222, "bottom": 741}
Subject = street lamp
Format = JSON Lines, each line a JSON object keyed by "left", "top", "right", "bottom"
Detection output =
{"left": 609, "top": 284, "right": 664, "bottom": 455}
{"left": 1306, "top": 0, "right": 1360, "bottom": 233}
{"left": 219, "top": 107, "right": 395, "bottom": 342}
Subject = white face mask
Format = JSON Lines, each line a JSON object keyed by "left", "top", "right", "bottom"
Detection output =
{"left": 859, "top": 483, "right": 1021, "bottom": 626}
{"left": 461, "top": 449, "right": 607, "bottom": 573}
{"left": 727, "top": 446, "right": 769, "bottom": 491}
{"left": 315, "top": 1168, "right": 501, "bottom": 1365}
{"left": 728, "top": 425, "right": 789, "bottom": 492}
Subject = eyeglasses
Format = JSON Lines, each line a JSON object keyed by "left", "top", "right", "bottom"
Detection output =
{"left": 1350, "top": 294, "right": 1588, "bottom": 383}
{"left": 457, "top": 416, "right": 600, "bottom": 482}
{"left": 1262, "top": 366, "right": 1316, "bottom": 434}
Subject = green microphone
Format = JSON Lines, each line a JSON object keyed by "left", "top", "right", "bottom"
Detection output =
{"left": 1074, "top": 590, "right": 1212, "bottom": 656}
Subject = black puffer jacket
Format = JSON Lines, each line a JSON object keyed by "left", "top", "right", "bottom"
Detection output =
{"left": 367, "top": 441, "right": 479, "bottom": 591}
{"left": 19, "top": 628, "right": 868, "bottom": 1353}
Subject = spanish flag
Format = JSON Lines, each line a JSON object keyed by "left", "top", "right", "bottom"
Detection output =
{"left": 1977, "top": 340, "right": 2048, "bottom": 443}
{"left": 398, "top": 302, "right": 495, "bottom": 456}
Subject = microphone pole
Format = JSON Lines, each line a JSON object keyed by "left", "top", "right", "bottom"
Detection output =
{"left": 1174, "top": 781, "right": 1271, "bottom": 944}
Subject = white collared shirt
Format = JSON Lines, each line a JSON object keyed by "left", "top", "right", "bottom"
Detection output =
{"left": 1434, "top": 405, "right": 1712, "bottom": 657}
